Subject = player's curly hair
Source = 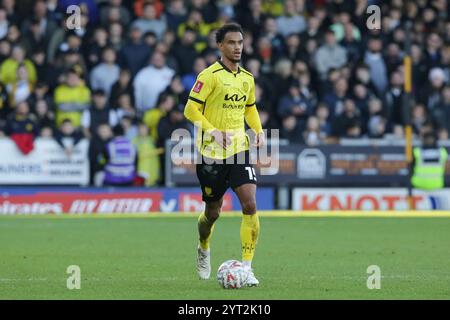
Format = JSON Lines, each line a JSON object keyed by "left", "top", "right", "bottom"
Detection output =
{"left": 215, "top": 23, "right": 244, "bottom": 44}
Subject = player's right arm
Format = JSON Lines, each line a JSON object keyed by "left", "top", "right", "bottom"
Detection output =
{"left": 184, "top": 71, "right": 231, "bottom": 149}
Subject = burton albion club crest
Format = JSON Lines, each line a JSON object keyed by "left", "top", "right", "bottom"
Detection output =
{"left": 242, "top": 81, "right": 249, "bottom": 92}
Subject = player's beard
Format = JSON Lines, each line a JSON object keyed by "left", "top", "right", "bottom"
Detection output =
{"left": 227, "top": 52, "right": 241, "bottom": 64}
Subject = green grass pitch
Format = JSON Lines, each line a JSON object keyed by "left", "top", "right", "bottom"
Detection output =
{"left": 1, "top": 214, "right": 450, "bottom": 299}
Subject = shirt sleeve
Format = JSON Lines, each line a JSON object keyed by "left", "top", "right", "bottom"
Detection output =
{"left": 246, "top": 77, "right": 256, "bottom": 107}
{"left": 187, "top": 70, "right": 214, "bottom": 105}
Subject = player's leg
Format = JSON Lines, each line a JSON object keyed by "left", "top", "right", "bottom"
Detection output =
{"left": 196, "top": 161, "right": 229, "bottom": 280}
{"left": 234, "top": 184, "right": 260, "bottom": 275}
{"left": 230, "top": 152, "right": 260, "bottom": 286}
{"left": 198, "top": 197, "right": 223, "bottom": 251}
{"left": 197, "top": 198, "right": 223, "bottom": 280}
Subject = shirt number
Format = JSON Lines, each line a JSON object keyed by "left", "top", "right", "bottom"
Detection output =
{"left": 245, "top": 167, "right": 257, "bottom": 181}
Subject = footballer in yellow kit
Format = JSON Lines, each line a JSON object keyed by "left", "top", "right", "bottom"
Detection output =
{"left": 184, "top": 23, "right": 265, "bottom": 286}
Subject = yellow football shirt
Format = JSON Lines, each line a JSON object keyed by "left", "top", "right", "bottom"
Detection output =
{"left": 188, "top": 61, "right": 256, "bottom": 159}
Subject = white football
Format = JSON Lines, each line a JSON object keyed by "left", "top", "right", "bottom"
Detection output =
{"left": 217, "top": 260, "right": 249, "bottom": 289}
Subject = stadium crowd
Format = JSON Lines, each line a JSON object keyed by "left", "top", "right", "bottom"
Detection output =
{"left": 0, "top": 0, "right": 449, "bottom": 186}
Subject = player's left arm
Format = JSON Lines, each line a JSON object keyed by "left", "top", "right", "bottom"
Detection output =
{"left": 244, "top": 78, "right": 265, "bottom": 147}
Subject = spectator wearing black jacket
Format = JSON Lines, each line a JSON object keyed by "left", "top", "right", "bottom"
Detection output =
{"left": 88, "top": 122, "right": 113, "bottom": 185}
{"left": 81, "top": 89, "right": 118, "bottom": 138}
{"left": 118, "top": 25, "right": 152, "bottom": 77}
{"left": 54, "top": 118, "right": 84, "bottom": 158}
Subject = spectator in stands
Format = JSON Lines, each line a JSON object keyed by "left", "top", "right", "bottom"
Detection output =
{"left": 344, "top": 119, "right": 363, "bottom": 139}
{"left": 26, "top": 81, "right": 52, "bottom": 112}
{"left": 272, "top": 58, "right": 293, "bottom": 101}
{"left": 181, "top": 56, "right": 206, "bottom": 91}
{"left": 144, "top": 93, "right": 175, "bottom": 142}
{"left": 351, "top": 63, "right": 378, "bottom": 97}
{"left": 423, "top": 32, "right": 443, "bottom": 71}
{"left": 314, "top": 29, "right": 347, "bottom": 80}
{"left": 118, "top": 25, "right": 152, "bottom": 77}
{"left": 99, "top": 0, "right": 131, "bottom": 28}
{"left": 6, "top": 63, "right": 33, "bottom": 107}
{"left": 352, "top": 83, "right": 372, "bottom": 124}
{"left": 276, "top": 0, "right": 306, "bottom": 37}
{"left": 172, "top": 27, "right": 199, "bottom": 76}
{"left": 109, "top": 68, "right": 133, "bottom": 109}
{"left": 283, "top": 33, "right": 302, "bottom": 62}
{"left": 34, "top": 98, "right": 55, "bottom": 135}
{"left": 120, "top": 114, "right": 138, "bottom": 142}
{"left": 154, "top": 40, "right": 178, "bottom": 71}
{"left": 299, "top": 14, "right": 321, "bottom": 44}
{"left": 90, "top": 46, "right": 120, "bottom": 99}
{"left": 385, "top": 42, "right": 403, "bottom": 75}
{"left": 277, "top": 81, "right": 311, "bottom": 131}
{"left": 54, "top": 118, "right": 84, "bottom": 158}
{"left": 431, "top": 86, "right": 450, "bottom": 134}
{"left": 420, "top": 67, "right": 447, "bottom": 112}
{"left": 156, "top": 103, "right": 189, "bottom": 183}
{"left": 0, "top": 80, "right": 9, "bottom": 120}
{"left": 156, "top": 103, "right": 189, "bottom": 148}
{"left": 280, "top": 115, "right": 303, "bottom": 144}
{"left": 0, "top": 45, "right": 37, "bottom": 86}
{"left": 165, "top": 0, "right": 188, "bottom": 32}
{"left": 84, "top": 27, "right": 108, "bottom": 70}
{"left": 133, "top": 0, "right": 164, "bottom": 19}
{"left": 6, "top": 24, "right": 32, "bottom": 54}
{"left": 256, "top": 36, "right": 274, "bottom": 74}
{"left": 412, "top": 103, "right": 430, "bottom": 136}
{"left": 332, "top": 98, "right": 362, "bottom": 138}
{"left": 53, "top": 67, "right": 91, "bottom": 127}
{"left": 303, "top": 116, "right": 323, "bottom": 146}
{"left": 102, "top": 124, "right": 137, "bottom": 187}
{"left": 133, "top": 51, "right": 175, "bottom": 113}
{"left": 81, "top": 89, "right": 118, "bottom": 138}
{"left": 364, "top": 37, "right": 388, "bottom": 96}
{"left": 0, "top": 38, "right": 11, "bottom": 64}
{"left": 133, "top": 122, "right": 163, "bottom": 186}
{"left": 108, "top": 22, "right": 125, "bottom": 51}
{"left": 323, "top": 77, "right": 349, "bottom": 117}
{"left": 315, "top": 102, "right": 332, "bottom": 138}
{"left": 384, "top": 70, "right": 404, "bottom": 126}
{"left": 88, "top": 123, "right": 113, "bottom": 186}
{"left": 132, "top": 3, "right": 167, "bottom": 40}
{"left": 260, "top": 16, "right": 285, "bottom": 58}
{"left": 238, "top": 0, "right": 267, "bottom": 39}
{"left": 330, "top": 12, "right": 361, "bottom": 43}
{"left": 189, "top": 0, "right": 218, "bottom": 24}
{"left": 340, "top": 22, "right": 362, "bottom": 64}
{"left": 177, "top": 9, "right": 214, "bottom": 53}
{"left": 4, "top": 101, "right": 38, "bottom": 154}
{"left": 0, "top": 7, "right": 8, "bottom": 40}
{"left": 254, "top": 80, "right": 276, "bottom": 134}
{"left": 162, "top": 75, "right": 188, "bottom": 109}
{"left": 115, "top": 92, "right": 136, "bottom": 122}
{"left": 143, "top": 31, "right": 158, "bottom": 49}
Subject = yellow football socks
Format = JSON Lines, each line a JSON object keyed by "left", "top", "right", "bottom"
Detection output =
{"left": 241, "top": 213, "right": 260, "bottom": 264}
{"left": 198, "top": 212, "right": 215, "bottom": 250}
